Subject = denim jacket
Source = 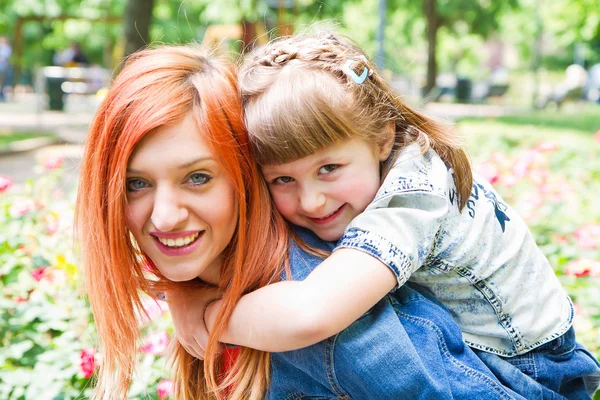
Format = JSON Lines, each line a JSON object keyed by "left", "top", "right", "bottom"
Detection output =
{"left": 268, "top": 227, "right": 526, "bottom": 399}
{"left": 336, "top": 143, "right": 573, "bottom": 357}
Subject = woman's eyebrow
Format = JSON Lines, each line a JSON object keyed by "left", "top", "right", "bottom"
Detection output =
{"left": 126, "top": 156, "right": 215, "bottom": 174}
{"left": 177, "top": 156, "right": 215, "bottom": 170}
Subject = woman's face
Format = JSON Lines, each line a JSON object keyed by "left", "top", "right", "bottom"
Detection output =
{"left": 125, "top": 113, "right": 238, "bottom": 283}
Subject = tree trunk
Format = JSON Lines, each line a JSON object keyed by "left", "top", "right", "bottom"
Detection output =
{"left": 424, "top": 0, "right": 439, "bottom": 95}
{"left": 123, "top": 0, "right": 155, "bottom": 57}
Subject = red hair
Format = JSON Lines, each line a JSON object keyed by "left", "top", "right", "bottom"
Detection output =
{"left": 75, "top": 45, "right": 289, "bottom": 399}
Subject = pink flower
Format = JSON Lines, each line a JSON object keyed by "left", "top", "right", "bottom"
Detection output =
{"left": 42, "top": 156, "right": 63, "bottom": 170}
{"left": 564, "top": 259, "right": 600, "bottom": 277}
{"left": 45, "top": 268, "right": 66, "bottom": 286}
{"left": 501, "top": 173, "right": 519, "bottom": 188}
{"left": 595, "top": 130, "right": 600, "bottom": 144}
{"left": 535, "top": 140, "right": 558, "bottom": 152}
{"left": 51, "top": 189, "right": 64, "bottom": 200}
{"left": 14, "top": 296, "right": 28, "bottom": 303}
{"left": 0, "top": 175, "right": 13, "bottom": 192}
{"left": 574, "top": 224, "right": 600, "bottom": 250}
{"left": 551, "top": 233, "right": 569, "bottom": 244}
{"left": 157, "top": 379, "right": 173, "bottom": 399}
{"left": 477, "top": 161, "right": 499, "bottom": 185}
{"left": 31, "top": 266, "right": 48, "bottom": 282}
{"left": 9, "top": 198, "right": 35, "bottom": 217}
{"left": 137, "top": 297, "right": 169, "bottom": 324}
{"left": 512, "top": 149, "right": 546, "bottom": 179}
{"left": 140, "top": 332, "right": 169, "bottom": 355}
{"left": 46, "top": 218, "right": 60, "bottom": 235}
{"left": 45, "top": 213, "right": 61, "bottom": 235}
{"left": 80, "top": 348, "right": 98, "bottom": 378}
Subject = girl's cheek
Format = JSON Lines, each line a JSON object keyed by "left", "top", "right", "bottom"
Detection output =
{"left": 272, "top": 193, "right": 295, "bottom": 217}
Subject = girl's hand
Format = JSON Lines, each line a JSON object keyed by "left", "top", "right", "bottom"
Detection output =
{"left": 166, "top": 287, "right": 224, "bottom": 359}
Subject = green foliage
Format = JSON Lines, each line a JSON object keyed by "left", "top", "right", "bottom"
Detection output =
{"left": 2, "top": 0, "right": 598, "bottom": 81}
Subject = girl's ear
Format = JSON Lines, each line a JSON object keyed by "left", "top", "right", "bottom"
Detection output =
{"left": 377, "top": 121, "right": 395, "bottom": 161}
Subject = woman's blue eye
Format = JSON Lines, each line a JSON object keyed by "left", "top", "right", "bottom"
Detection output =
{"left": 189, "top": 172, "right": 211, "bottom": 185}
{"left": 274, "top": 176, "right": 294, "bottom": 185}
{"left": 319, "top": 164, "right": 339, "bottom": 174}
{"left": 126, "top": 178, "right": 148, "bottom": 192}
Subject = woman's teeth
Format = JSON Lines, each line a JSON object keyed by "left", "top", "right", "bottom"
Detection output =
{"left": 157, "top": 233, "right": 199, "bottom": 248}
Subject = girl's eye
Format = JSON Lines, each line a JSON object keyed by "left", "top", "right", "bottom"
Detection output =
{"left": 318, "top": 164, "right": 339, "bottom": 175}
{"left": 126, "top": 178, "right": 148, "bottom": 192}
{"left": 273, "top": 176, "right": 294, "bottom": 185}
{"left": 188, "top": 172, "right": 212, "bottom": 185}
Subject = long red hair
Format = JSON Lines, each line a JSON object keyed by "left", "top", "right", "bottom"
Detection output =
{"left": 75, "top": 45, "right": 289, "bottom": 399}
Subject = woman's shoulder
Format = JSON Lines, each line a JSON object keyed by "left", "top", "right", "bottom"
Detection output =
{"left": 283, "top": 226, "right": 335, "bottom": 282}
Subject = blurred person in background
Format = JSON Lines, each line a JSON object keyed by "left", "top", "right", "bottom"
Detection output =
{"left": 0, "top": 36, "right": 12, "bottom": 102}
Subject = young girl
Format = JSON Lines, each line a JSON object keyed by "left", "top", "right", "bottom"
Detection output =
{"left": 172, "top": 32, "right": 600, "bottom": 398}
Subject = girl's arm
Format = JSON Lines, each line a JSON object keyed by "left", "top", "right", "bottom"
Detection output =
{"left": 205, "top": 248, "right": 397, "bottom": 351}
{"left": 166, "top": 286, "right": 223, "bottom": 360}
{"left": 205, "top": 174, "right": 450, "bottom": 352}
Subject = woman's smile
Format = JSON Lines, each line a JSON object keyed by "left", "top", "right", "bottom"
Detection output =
{"left": 152, "top": 231, "right": 203, "bottom": 255}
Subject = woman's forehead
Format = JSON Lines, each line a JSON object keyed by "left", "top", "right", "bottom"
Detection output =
{"left": 127, "top": 114, "right": 216, "bottom": 172}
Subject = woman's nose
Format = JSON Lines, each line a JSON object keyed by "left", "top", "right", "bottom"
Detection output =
{"left": 150, "top": 187, "right": 189, "bottom": 232}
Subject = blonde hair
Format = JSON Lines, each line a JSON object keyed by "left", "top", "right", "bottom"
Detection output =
{"left": 76, "top": 44, "right": 290, "bottom": 399}
{"left": 239, "top": 31, "right": 473, "bottom": 209}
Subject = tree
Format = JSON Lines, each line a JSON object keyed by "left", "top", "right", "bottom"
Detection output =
{"left": 123, "top": 0, "right": 155, "bottom": 56}
{"left": 544, "top": 0, "right": 600, "bottom": 65}
{"left": 416, "top": 0, "right": 519, "bottom": 95}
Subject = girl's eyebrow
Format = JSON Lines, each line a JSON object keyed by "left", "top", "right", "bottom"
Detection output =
{"left": 127, "top": 156, "right": 215, "bottom": 174}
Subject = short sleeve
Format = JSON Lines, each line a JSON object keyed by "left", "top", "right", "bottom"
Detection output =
{"left": 335, "top": 147, "right": 451, "bottom": 290}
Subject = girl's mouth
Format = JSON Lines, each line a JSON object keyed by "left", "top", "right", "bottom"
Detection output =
{"left": 309, "top": 204, "right": 346, "bottom": 225}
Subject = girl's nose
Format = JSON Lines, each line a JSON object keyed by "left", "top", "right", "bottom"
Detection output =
{"left": 150, "top": 187, "right": 189, "bottom": 232}
{"left": 299, "top": 187, "right": 326, "bottom": 214}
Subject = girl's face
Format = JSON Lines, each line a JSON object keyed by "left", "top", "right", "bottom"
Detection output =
{"left": 125, "top": 113, "right": 238, "bottom": 283}
{"left": 261, "top": 138, "right": 390, "bottom": 242}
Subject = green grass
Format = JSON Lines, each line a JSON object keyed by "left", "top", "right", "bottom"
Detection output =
{"left": 491, "top": 106, "right": 599, "bottom": 134}
{"left": 0, "top": 131, "right": 56, "bottom": 149}
{"left": 456, "top": 104, "right": 600, "bottom": 158}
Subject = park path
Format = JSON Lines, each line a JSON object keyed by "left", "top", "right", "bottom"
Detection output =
{"left": 0, "top": 93, "right": 525, "bottom": 186}
{"left": 0, "top": 94, "right": 95, "bottom": 187}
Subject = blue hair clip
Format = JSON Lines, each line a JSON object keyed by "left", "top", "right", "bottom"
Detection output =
{"left": 342, "top": 56, "right": 372, "bottom": 84}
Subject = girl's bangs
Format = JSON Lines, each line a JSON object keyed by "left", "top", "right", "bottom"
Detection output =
{"left": 246, "top": 73, "right": 355, "bottom": 165}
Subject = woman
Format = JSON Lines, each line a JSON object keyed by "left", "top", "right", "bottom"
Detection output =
{"left": 75, "top": 44, "right": 525, "bottom": 400}
{"left": 76, "top": 44, "right": 285, "bottom": 399}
